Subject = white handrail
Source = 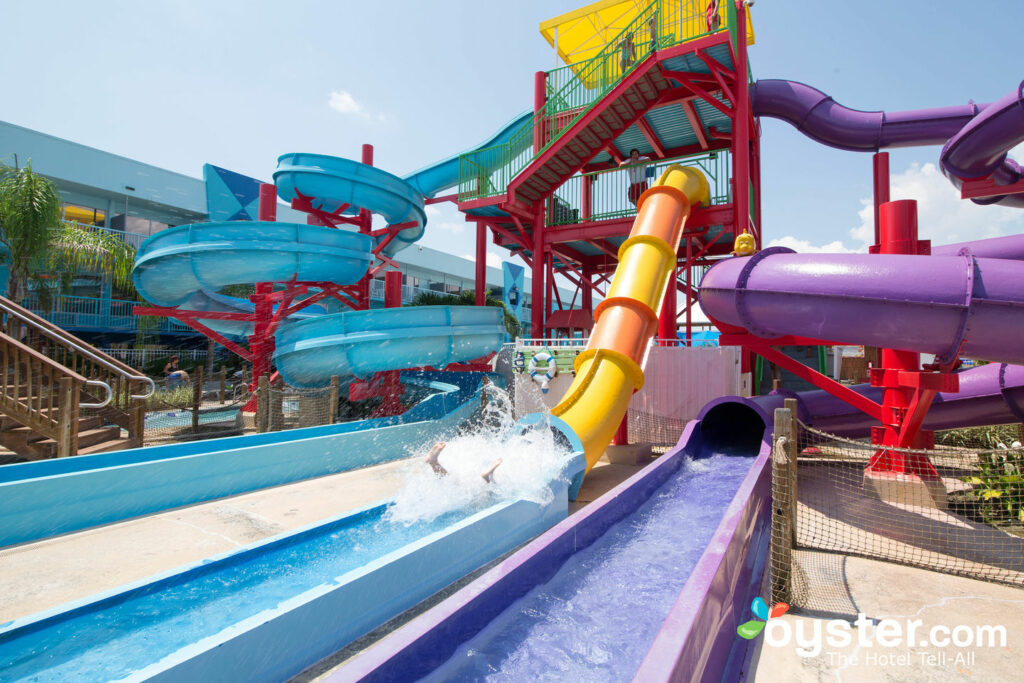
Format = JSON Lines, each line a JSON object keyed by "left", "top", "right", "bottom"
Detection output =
{"left": 0, "top": 299, "right": 155, "bottom": 399}
{"left": 81, "top": 380, "right": 113, "bottom": 408}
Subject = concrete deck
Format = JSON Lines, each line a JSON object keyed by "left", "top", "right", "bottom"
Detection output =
{"left": 749, "top": 456, "right": 1024, "bottom": 681}
{"left": 749, "top": 551, "right": 1024, "bottom": 682}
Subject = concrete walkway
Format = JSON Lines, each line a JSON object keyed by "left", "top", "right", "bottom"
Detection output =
{"left": 0, "top": 458, "right": 413, "bottom": 623}
{"left": 749, "top": 551, "right": 1024, "bottom": 682}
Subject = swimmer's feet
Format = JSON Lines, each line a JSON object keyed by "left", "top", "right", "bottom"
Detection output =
{"left": 481, "top": 457, "right": 503, "bottom": 483}
{"left": 426, "top": 442, "right": 447, "bottom": 476}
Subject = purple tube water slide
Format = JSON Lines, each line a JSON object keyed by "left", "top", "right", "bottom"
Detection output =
{"left": 750, "top": 79, "right": 984, "bottom": 152}
{"left": 940, "top": 81, "right": 1024, "bottom": 207}
{"left": 751, "top": 79, "right": 1024, "bottom": 207}
{"left": 706, "top": 362, "right": 1024, "bottom": 439}
{"left": 931, "top": 233, "right": 1024, "bottom": 261}
{"left": 699, "top": 247, "right": 1024, "bottom": 366}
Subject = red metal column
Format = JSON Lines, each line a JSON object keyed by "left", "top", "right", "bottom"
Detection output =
{"left": 732, "top": 0, "right": 751, "bottom": 242}
{"left": 249, "top": 184, "right": 278, "bottom": 394}
{"left": 685, "top": 237, "right": 693, "bottom": 342}
{"left": 354, "top": 143, "right": 374, "bottom": 311}
{"left": 581, "top": 267, "right": 593, "bottom": 314}
{"left": 384, "top": 270, "right": 403, "bottom": 308}
{"left": 873, "top": 152, "right": 890, "bottom": 246}
{"left": 534, "top": 71, "right": 547, "bottom": 153}
{"left": 867, "top": 199, "right": 942, "bottom": 482}
{"left": 752, "top": 120, "right": 763, "bottom": 247}
{"left": 658, "top": 264, "right": 677, "bottom": 345}
{"left": 876, "top": 200, "right": 923, "bottom": 446}
{"left": 581, "top": 175, "right": 593, "bottom": 222}
{"left": 531, "top": 209, "right": 544, "bottom": 337}
{"left": 475, "top": 222, "right": 487, "bottom": 305}
{"left": 545, "top": 250, "right": 554, "bottom": 327}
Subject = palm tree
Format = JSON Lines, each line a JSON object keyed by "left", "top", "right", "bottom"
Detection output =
{"left": 0, "top": 161, "right": 136, "bottom": 305}
{"left": 409, "top": 288, "right": 522, "bottom": 338}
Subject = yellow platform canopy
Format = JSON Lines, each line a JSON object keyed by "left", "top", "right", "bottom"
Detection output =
{"left": 539, "top": 0, "right": 754, "bottom": 68}
{"left": 540, "top": 0, "right": 649, "bottom": 67}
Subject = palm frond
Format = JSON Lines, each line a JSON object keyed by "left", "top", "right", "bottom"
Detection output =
{"left": 409, "top": 287, "right": 521, "bottom": 338}
{"left": 48, "top": 221, "right": 137, "bottom": 289}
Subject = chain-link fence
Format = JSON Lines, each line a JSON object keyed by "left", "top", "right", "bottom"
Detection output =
{"left": 141, "top": 367, "right": 251, "bottom": 444}
{"left": 771, "top": 407, "right": 1024, "bottom": 610}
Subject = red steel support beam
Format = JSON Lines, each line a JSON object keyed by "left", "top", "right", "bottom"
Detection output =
{"left": 732, "top": 5, "right": 751, "bottom": 242}
{"left": 534, "top": 71, "right": 546, "bottom": 154}
{"left": 635, "top": 116, "right": 665, "bottom": 158}
{"left": 385, "top": 269, "right": 403, "bottom": 308}
{"left": 475, "top": 222, "right": 487, "bottom": 305}
{"left": 960, "top": 175, "right": 1024, "bottom": 200}
{"left": 581, "top": 267, "right": 593, "bottom": 313}
{"left": 873, "top": 152, "right": 890, "bottom": 246}
{"left": 749, "top": 344, "right": 885, "bottom": 423}
{"left": 658, "top": 263, "right": 677, "bottom": 344}
{"left": 424, "top": 193, "right": 457, "bottom": 205}
{"left": 681, "top": 100, "right": 710, "bottom": 150}
{"left": 531, "top": 208, "right": 544, "bottom": 335}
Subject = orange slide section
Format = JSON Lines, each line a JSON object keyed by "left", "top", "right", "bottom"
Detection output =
{"left": 551, "top": 165, "right": 710, "bottom": 473}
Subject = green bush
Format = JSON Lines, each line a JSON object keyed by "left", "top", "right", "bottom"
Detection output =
{"left": 146, "top": 385, "right": 194, "bottom": 410}
{"left": 409, "top": 289, "right": 521, "bottom": 338}
{"left": 961, "top": 449, "right": 1024, "bottom": 525}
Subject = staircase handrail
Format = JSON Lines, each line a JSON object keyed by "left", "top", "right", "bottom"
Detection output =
{"left": 81, "top": 379, "right": 113, "bottom": 408}
{"left": 0, "top": 331, "right": 90, "bottom": 383}
{"left": 0, "top": 296, "right": 155, "bottom": 399}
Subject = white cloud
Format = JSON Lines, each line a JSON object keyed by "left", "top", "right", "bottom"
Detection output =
{"left": 486, "top": 251, "right": 502, "bottom": 268}
{"left": 424, "top": 205, "right": 441, "bottom": 218}
{"left": 765, "top": 235, "right": 857, "bottom": 254}
{"left": 774, "top": 150, "right": 1024, "bottom": 254}
{"left": 328, "top": 90, "right": 364, "bottom": 116}
{"left": 328, "top": 90, "right": 391, "bottom": 122}
{"left": 849, "top": 156, "right": 1024, "bottom": 249}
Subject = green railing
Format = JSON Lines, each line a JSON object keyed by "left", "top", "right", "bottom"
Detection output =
{"left": 458, "top": 0, "right": 729, "bottom": 202}
{"left": 544, "top": 150, "right": 730, "bottom": 228}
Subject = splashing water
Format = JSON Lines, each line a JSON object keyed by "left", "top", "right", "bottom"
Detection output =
{"left": 385, "top": 383, "right": 573, "bottom": 526}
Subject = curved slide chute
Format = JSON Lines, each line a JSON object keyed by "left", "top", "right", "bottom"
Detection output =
{"left": 275, "top": 154, "right": 427, "bottom": 257}
{"left": 273, "top": 305, "right": 506, "bottom": 388}
{"left": 531, "top": 165, "right": 710, "bottom": 473}
{"left": 133, "top": 221, "right": 372, "bottom": 336}
{"left": 403, "top": 110, "right": 533, "bottom": 198}
{"left": 751, "top": 78, "right": 1024, "bottom": 207}
{"left": 133, "top": 113, "right": 536, "bottom": 386}
{"left": 940, "top": 81, "right": 1024, "bottom": 207}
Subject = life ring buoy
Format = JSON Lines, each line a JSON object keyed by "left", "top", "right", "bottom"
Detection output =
{"left": 528, "top": 351, "right": 558, "bottom": 393}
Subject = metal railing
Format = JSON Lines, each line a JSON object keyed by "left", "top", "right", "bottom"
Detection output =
{"left": 457, "top": 0, "right": 730, "bottom": 202}
{"left": 55, "top": 220, "right": 149, "bottom": 250}
{"left": 546, "top": 150, "right": 730, "bottom": 228}
{"left": 99, "top": 348, "right": 208, "bottom": 368}
{"left": 22, "top": 294, "right": 193, "bottom": 334}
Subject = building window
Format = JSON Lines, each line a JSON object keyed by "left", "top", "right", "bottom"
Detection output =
{"left": 61, "top": 204, "right": 106, "bottom": 226}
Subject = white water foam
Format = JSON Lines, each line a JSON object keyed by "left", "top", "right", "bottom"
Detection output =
{"left": 385, "top": 383, "right": 573, "bottom": 526}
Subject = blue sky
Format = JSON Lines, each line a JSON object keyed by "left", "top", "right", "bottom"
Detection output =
{"left": 2, "top": 0, "right": 1022, "bottom": 263}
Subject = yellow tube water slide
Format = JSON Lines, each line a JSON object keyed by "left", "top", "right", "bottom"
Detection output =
{"left": 551, "top": 165, "right": 709, "bottom": 473}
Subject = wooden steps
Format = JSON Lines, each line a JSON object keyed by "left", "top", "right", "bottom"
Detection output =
{"left": 0, "top": 294, "right": 150, "bottom": 461}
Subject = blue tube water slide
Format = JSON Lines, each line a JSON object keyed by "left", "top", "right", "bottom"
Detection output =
{"left": 133, "top": 112, "right": 530, "bottom": 384}
{"left": 403, "top": 110, "right": 533, "bottom": 197}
